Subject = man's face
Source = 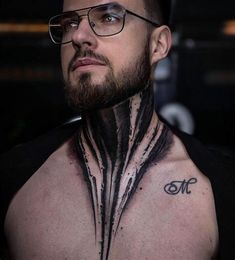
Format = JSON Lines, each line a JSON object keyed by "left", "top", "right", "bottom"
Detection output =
{"left": 61, "top": 0, "right": 152, "bottom": 111}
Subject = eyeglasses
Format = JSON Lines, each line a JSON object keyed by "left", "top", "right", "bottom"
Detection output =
{"left": 48, "top": 2, "right": 160, "bottom": 44}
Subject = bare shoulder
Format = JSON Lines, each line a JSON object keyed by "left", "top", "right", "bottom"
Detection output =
{"left": 113, "top": 133, "right": 219, "bottom": 259}
{"left": 129, "top": 133, "right": 219, "bottom": 257}
{"left": 150, "top": 133, "right": 219, "bottom": 215}
{"left": 4, "top": 139, "right": 100, "bottom": 259}
{"left": 5, "top": 138, "right": 86, "bottom": 218}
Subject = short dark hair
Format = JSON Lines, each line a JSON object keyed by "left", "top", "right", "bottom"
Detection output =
{"left": 144, "top": 0, "right": 172, "bottom": 25}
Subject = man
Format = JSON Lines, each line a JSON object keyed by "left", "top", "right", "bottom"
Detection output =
{"left": 0, "top": 0, "right": 235, "bottom": 259}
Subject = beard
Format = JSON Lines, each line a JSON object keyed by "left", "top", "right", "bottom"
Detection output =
{"left": 64, "top": 40, "right": 151, "bottom": 112}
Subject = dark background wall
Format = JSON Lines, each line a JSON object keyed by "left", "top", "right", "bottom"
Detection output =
{"left": 0, "top": 0, "right": 235, "bottom": 153}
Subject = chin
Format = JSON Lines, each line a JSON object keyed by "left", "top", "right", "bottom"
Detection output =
{"left": 72, "top": 69, "right": 108, "bottom": 85}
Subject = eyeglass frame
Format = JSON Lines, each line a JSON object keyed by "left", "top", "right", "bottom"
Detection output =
{"left": 48, "top": 2, "right": 161, "bottom": 44}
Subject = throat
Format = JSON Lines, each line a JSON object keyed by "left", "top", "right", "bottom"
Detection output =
{"left": 74, "top": 88, "right": 173, "bottom": 260}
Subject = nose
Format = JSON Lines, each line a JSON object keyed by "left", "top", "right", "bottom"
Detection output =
{"left": 71, "top": 17, "right": 98, "bottom": 50}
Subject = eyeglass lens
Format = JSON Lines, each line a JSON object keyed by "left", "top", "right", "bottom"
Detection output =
{"left": 49, "top": 3, "right": 126, "bottom": 44}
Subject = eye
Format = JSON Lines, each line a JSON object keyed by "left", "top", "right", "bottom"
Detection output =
{"left": 101, "top": 13, "right": 121, "bottom": 24}
{"left": 61, "top": 19, "right": 78, "bottom": 32}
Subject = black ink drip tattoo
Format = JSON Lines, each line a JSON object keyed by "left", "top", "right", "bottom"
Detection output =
{"left": 164, "top": 178, "right": 198, "bottom": 195}
{"left": 75, "top": 89, "right": 173, "bottom": 260}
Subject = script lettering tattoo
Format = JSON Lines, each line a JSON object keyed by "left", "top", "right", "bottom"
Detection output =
{"left": 164, "top": 178, "right": 198, "bottom": 195}
{"left": 75, "top": 88, "right": 173, "bottom": 260}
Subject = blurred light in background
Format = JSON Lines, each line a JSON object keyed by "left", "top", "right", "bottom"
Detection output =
{"left": 223, "top": 20, "right": 235, "bottom": 36}
{"left": 0, "top": 22, "right": 48, "bottom": 34}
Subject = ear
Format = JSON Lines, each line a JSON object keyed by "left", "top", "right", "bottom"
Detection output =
{"left": 149, "top": 26, "right": 172, "bottom": 65}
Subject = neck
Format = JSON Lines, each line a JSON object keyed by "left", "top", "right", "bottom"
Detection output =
{"left": 74, "top": 87, "right": 173, "bottom": 260}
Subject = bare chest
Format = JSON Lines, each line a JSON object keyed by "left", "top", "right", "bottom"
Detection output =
{"left": 4, "top": 148, "right": 218, "bottom": 260}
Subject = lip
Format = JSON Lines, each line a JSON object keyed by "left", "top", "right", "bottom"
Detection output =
{"left": 71, "top": 58, "right": 106, "bottom": 71}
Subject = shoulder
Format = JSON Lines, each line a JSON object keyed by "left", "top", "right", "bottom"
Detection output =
{"left": 170, "top": 128, "right": 235, "bottom": 259}
{"left": 0, "top": 119, "right": 80, "bottom": 189}
{"left": 0, "top": 119, "right": 81, "bottom": 246}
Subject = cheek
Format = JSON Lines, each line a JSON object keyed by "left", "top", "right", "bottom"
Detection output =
{"left": 105, "top": 36, "right": 148, "bottom": 74}
{"left": 107, "top": 23, "right": 149, "bottom": 68}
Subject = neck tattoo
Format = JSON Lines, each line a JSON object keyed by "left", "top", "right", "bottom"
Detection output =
{"left": 74, "top": 89, "right": 173, "bottom": 260}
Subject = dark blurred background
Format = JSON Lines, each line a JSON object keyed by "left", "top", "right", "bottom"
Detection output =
{"left": 0, "top": 0, "right": 235, "bottom": 153}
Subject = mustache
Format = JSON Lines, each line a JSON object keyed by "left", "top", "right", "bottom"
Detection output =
{"left": 68, "top": 49, "right": 111, "bottom": 73}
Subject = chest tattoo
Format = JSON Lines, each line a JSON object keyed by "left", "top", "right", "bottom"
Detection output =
{"left": 74, "top": 96, "right": 173, "bottom": 259}
{"left": 164, "top": 178, "right": 198, "bottom": 195}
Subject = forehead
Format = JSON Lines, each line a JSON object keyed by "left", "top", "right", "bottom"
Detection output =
{"left": 63, "top": 0, "right": 146, "bottom": 12}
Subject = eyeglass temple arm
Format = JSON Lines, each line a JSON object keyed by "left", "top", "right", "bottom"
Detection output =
{"left": 126, "top": 10, "right": 160, "bottom": 27}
